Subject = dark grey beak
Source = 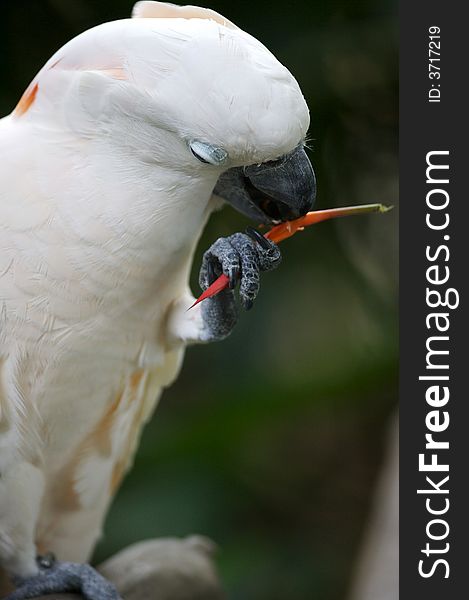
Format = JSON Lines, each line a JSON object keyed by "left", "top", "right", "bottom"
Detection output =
{"left": 213, "top": 144, "right": 316, "bottom": 224}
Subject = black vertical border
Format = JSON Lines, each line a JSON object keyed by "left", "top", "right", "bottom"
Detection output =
{"left": 400, "top": 2, "right": 468, "bottom": 598}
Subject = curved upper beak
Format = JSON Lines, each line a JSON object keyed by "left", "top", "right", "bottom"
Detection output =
{"left": 244, "top": 144, "right": 316, "bottom": 221}
{"left": 213, "top": 143, "right": 317, "bottom": 224}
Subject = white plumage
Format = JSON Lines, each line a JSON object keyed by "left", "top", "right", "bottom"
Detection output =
{"left": 0, "top": 0, "right": 309, "bottom": 585}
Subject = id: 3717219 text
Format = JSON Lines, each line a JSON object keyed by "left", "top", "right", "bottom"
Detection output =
{"left": 428, "top": 26, "right": 441, "bottom": 103}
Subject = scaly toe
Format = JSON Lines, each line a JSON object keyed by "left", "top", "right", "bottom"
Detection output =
{"left": 6, "top": 561, "right": 122, "bottom": 600}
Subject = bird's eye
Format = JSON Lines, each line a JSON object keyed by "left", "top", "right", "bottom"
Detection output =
{"left": 189, "top": 140, "right": 228, "bottom": 166}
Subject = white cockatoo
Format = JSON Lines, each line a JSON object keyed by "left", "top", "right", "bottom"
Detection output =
{"left": 0, "top": 2, "right": 315, "bottom": 598}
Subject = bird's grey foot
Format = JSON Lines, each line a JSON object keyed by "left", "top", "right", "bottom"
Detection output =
{"left": 7, "top": 553, "right": 121, "bottom": 600}
{"left": 199, "top": 228, "right": 281, "bottom": 340}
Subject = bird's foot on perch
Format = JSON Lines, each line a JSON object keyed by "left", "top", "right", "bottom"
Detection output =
{"left": 6, "top": 554, "right": 121, "bottom": 600}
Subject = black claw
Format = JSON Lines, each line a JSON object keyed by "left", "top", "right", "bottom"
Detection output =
{"left": 229, "top": 266, "right": 239, "bottom": 289}
{"left": 244, "top": 299, "right": 254, "bottom": 310}
{"left": 207, "top": 260, "right": 217, "bottom": 285}
{"left": 245, "top": 226, "right": 271, "bottom": 250}
{"left": 37, "top": 553, "right": 56, "bottom": 569}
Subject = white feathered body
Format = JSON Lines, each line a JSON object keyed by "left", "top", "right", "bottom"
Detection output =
{"left": 0, "top": 103, "right": 213, "bottom": 566}
{"left": 0, "top": 3, "right": 309, "bottom": 581}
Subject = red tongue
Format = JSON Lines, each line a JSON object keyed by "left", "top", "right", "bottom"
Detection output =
{"left": 189, "top": 203, "right": 392, "bottom": 309}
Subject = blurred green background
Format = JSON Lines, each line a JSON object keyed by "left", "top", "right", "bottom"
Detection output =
{"left": 0, "top": 1, "right": 397, "bottom": 598}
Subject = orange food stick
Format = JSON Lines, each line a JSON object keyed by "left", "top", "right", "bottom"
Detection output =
{"left": 190, "top": 203, "right": 391, "bottom": 308}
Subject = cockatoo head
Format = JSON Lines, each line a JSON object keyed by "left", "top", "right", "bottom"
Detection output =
{"left": 18, "top": 1, "right": 316, "bottom": 225}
